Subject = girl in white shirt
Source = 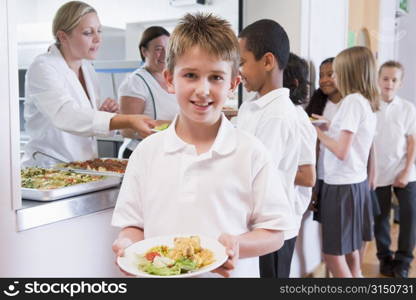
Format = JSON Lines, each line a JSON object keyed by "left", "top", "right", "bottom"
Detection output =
{"left": 22, "top": 1, "right": 155, "bottom": 167}
{"left": 305, "top": 58, "right": 342, "bottom": 220}
{"left": 314, "top": 46, "right": 379, "bottom": 278}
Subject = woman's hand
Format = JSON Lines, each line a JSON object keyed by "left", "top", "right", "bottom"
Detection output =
{"left": 129, "top": 115, "right": 157, "bottom": 138}
{"left": 212, "top": 233, "right": 239, "bottom": 278}
{"left": 100, "top": 98, "right": 120, "bottom": 113}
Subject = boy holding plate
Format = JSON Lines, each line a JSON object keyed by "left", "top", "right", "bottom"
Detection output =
{"left": 111, "top": 13, "right": 296, "bottom": 277}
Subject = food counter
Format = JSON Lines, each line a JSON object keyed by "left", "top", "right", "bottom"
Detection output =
{"left": 17, "top": 187, "right": 119, "bottom": 231}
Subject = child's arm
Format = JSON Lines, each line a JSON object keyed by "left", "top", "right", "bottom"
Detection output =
{"left": 316, "top": 127, "right": 354, "bottom": 160}
{"left": 112, "top": 226, "right": 144, "bottom": 257}
{"left": 367, "top": 143, "right": 376, "bottom": 190}
{"left": 237, "top": 228, "right": 283, "bottom": 257}
{"left": 213, "top": 228, "right": 283, "bottom": 278}
{"left": 295, "top": 164, "right": 316, "bottom": 187}
{"left": 393, "top": 134, "right": 416, "bottom": 188}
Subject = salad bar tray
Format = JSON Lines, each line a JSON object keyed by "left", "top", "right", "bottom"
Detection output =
{"left": 22, "top": 176, "right": 121, "bottom": 201}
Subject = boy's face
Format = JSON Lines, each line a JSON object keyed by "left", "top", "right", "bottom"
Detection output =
{"left": 238, "top": 38, "right": 266, "bottom": 93}
{"left": 378, "top": 67, "right": 403, "bottom": 101}
{"left": 164, "top": 46, "right": 239, "bottom": 126}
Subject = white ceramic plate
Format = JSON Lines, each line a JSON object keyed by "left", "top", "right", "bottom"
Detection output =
{"left": 311, "top": 119, "right": 328, "bottom": 125}
{"left": 117, "top": 234, "right": 228, "bottom": 278}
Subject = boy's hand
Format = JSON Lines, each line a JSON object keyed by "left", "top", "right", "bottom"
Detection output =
{"left": 309, "top": 191, "right": 318, "bottom": 212}
{"left": 393, "top": 169, "right": 410, "bottom": 188}
{"left": 112, "top": 237, "right": 135, "bottom": 276}
{"left": 212, "top": 233, "right": 239, "bottom": 278}
{"left": 368, "top": 176, "right": 377, "bottom": 191}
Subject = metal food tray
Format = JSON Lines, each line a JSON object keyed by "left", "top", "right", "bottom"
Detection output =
{"left": 54, "top": 158, "right": 128, "bottom": 178}
{"left": 21, "top": 176, "right": 121, "bottom": 201}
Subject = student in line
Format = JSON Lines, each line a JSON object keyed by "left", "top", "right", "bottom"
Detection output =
{"left": 305, "top": 58, "right": 342, "bottom": 220}
{"left": 237, "top": 20, "right": 301, "bottom": 278}
{"left": 283, "top": 53, "right": 317, "bottom": 276}
{"left": 374, "top": 60, "right": 416, "bottom": 278}
{"left": 111, "top": 13, "right": 295, "bottom": 278}
{"left": 313, "top": 46, "right": 379, "bottom": 277}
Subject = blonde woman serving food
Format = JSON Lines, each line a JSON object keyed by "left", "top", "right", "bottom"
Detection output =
{"left": 22, "top": 1, "right": 156, "bottom": 167}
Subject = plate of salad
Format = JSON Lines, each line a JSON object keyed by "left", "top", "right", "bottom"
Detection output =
{"left": 117, "top": 234, "right": 228, "bottom": 278}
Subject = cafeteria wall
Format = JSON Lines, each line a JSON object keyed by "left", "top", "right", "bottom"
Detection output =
{"left": 242, "top": 0, "right": 349, "bottom": 99}
{"left": 17, "top": 0, "right": 239, "bottom": 62}
{"left": 397, "top": 1, "right": 416, "bottom": 104}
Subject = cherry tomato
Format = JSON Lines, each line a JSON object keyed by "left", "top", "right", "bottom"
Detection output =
{"left": 145, "top": 252, "right": 160, "bottom": 262}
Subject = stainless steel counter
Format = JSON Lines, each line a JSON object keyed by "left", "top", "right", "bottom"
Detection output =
{"left": 17, "top": 187, "right": 119, "bottom": 231}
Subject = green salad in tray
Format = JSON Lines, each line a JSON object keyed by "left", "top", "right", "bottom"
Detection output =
{"left": 21, "top": 167, "right": 102, "bottom": 189}
{"left": 135, "top": 236, "right": 215, "bottom": 276}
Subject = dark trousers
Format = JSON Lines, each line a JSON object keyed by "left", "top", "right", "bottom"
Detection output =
{"left": 374, "top": 182, "right": 416, "bottom": 265}
{"left": 122, "top": 148, "right": 133, "bottom": 159}
{"left": 259, "top": 236, "right": 297, "bottom": 278}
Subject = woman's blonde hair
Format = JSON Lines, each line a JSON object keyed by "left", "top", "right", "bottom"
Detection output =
{"left": 166, "top": 13, "right": 240, "bottom": 77}
{"left": 52, "top": 1, "right": 96, "bottom": 46}
{"left": 334, "top": 46, "right": 380, "bottom": 112}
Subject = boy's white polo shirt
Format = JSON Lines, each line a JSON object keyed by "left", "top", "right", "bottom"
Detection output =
{"left": 294, "top": 106, "right": 317, "bottom": 221}
{"left": 112, "top": 114, "right": 296, "bottom": 277}
{"left": 237, "top": 88, "right": 300, "bottom": 240}
{"left": 374, "top": 96, "right": 416, "bottom": 187}
{"left": 323, "top": 93, "right": 377, "bottom": 185}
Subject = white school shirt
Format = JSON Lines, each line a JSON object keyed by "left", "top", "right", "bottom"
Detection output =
{"left": 317, "top": 100, "right": 341, "bottom": 180}
{"left": 374, "top": 96, "right": 416, "bottom": 187}
{"left": 323, "top": 93, "right": 377, "bottom": 185}
{"left": 22, "top": 44, "right": 115, "bottom": 167}
{"left": 236, "top": 88, "right": 300, "bottom": 239}
{"left": 112, "top": 114, "right": 296, "bottom": 278}
{"left": 118, "top": 68, "right": 179, "bottom": 150}
{"left": 294, "top": 106, "right": 317, "bottom": 223}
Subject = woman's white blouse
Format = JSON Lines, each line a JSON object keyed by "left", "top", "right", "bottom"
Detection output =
{"left": 22, "top": 44, "right": 115, "bottom": 167}
{"left": 118, "top": 68, "right": 178, "bottom": 120}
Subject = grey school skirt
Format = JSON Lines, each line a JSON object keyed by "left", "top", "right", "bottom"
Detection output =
{"left": 320, "top": 180, "right": 373, "bottom": 255}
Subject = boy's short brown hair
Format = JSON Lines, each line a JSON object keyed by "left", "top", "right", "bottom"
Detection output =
{"left": 379, "top": 60, "right": 404, "bottom": 79}
{"left": 166, "top": 13, "right": 239, "bottom": 77}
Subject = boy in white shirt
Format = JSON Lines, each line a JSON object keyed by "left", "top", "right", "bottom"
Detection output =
{"left": 237, "top": 20, "right": 301, "bottom": 278}
{"left": 111, "top": 13, "right": 295, "bottom": 278}
{"left": 374, "top": 61, "right": 416, "bottom": 278}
